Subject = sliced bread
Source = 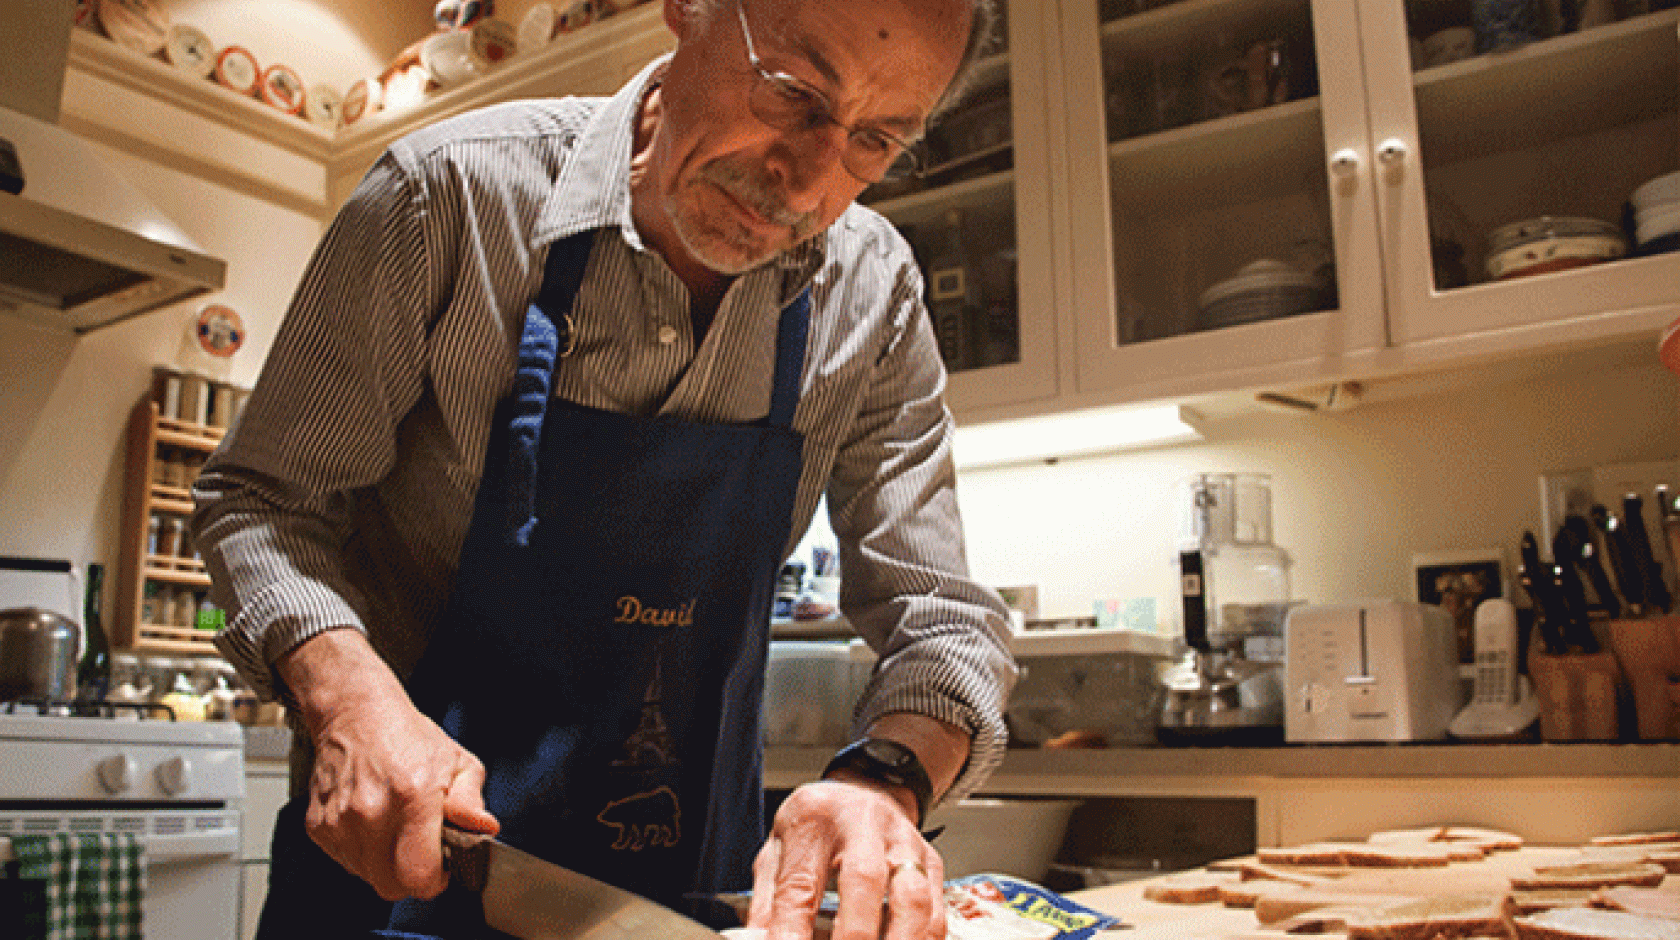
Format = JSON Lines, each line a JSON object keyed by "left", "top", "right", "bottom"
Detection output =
{"left": 1590, "top": 887, "right": 1680, "bottom": 922}
{"left": 1344, "top": 893, "right": 1512, "bottom": 940}
{"left": 1513, "top": 908, "right": 1680, "bottom": 940}
{"left": 1589, "top": 834, "right": 1680, "bottom": 848}
{"left": 1512, "top": 863, "right": 1668, "bottom": 891}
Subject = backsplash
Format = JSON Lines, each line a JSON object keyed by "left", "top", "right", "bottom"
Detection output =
{"left": 956, "top": 344, "right": 1680, "bottom": 632}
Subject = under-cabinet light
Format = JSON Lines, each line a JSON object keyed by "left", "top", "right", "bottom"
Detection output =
{"left": 953, "top": 403, "right": 1201, "bottom": 470}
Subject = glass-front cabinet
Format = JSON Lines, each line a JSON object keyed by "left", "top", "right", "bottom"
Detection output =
{"left": 858, "top": 0, "right": 1061, "bottom": 412}
{"left": 1357, "top": 0, "right": 1680, "bottom": 351}
{"left": 1058, "top": 0, "right": 1388, "bottom": 405}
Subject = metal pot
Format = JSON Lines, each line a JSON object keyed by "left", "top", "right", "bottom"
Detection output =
{"left": 0, "top": 606, "right": 81, "bottom": 702}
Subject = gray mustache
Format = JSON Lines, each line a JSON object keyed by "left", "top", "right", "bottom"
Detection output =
{"left": 701, "top": 161, "right": 814, "bottom": 231}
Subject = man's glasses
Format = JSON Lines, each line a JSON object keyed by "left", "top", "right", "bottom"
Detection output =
{"left": 735, "top": 1, "right": 923, "bottom": 183}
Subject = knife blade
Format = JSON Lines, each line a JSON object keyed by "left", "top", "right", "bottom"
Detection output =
{"left": 1622, "top": 493, "right": 1672, "bottom": 614}
{"left": 443, "top": 827, "right": 723, "bottom": 939}
{"left": 1560, "top": 514, "right": 1621, "bottom": 620}
{"left": 1660, "top": 485, "right": 1680, "bottom": 607}
{"left": 1546, "top": 556, "right": 1600, "bottom": 655}
{"left": 1518, "top": 531, "right": 1566, "bottom": 656}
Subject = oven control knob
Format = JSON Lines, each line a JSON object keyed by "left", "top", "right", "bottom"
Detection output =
{"left": 155, "top": 756, "right": 194, "bottom": 796}
{"left": 97, "top": 754, "right": 137, "bottom": 794}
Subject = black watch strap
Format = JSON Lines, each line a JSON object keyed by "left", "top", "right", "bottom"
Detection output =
{"left": 822, "top": 737, "right": 934, "bottom": 828}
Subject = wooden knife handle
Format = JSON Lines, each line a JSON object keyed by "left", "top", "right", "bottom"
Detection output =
{"left": 442, "top": 823, "right": 494, "bottom": 893}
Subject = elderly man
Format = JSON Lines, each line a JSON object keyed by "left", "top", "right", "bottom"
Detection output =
{"left": 193, "top": 0, "right": 1016, "bottom": 937}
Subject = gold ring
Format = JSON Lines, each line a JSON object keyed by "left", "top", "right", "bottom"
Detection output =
{"left": 889, "top": 859, "right": 927, "bottom": 879}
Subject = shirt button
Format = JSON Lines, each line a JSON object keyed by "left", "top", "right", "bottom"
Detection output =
{"left": 657, "top": 325, "right": 678, "bottom": 345}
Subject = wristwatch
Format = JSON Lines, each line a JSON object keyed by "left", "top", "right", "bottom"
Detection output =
{"left": 821, "top": 737, "right": 934, "bottom": 828}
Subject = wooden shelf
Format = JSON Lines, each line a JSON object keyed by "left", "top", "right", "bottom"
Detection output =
{"left": 869, "top": 169, "right": 1016, "bottom": 227}
{"left": 1100, "top": 0, "right": 1311, "bottom": 54}
{"left": 132, "top": 623, "right": 220, "bottom": 655}
{"left": 155, "top": 421, "right": 224, "bottom": 452}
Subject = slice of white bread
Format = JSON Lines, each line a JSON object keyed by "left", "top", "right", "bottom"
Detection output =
{"left": 1512, "top": 863, "right": 1668, "bottom": 891}
{"left": 1260, "top": 843, "right": 1368, "bottom": 866}
{"left": 1509, "top": 890, "right": 1598, "bottom": 915}
{"left": 1590, "top": 887, "right": 1680, "bottom": 921}
{"left": 1143, "top": 872, "right": 1241, "bottom": 904}
{"left": 1344, "top": 893, "right": 1512, "bottom": 940}
{"left": 1644, "top": 852, "right": 1680, "bottom": 876}
{"left": 1589, "top": 834, "right": 1680, "bottom": 848}
{"left": 1238, "top": 861, "right": 1345, "bottom": 887}
{"left": 1513, "top": 908, "right": 1680, "bottom": 940}
{"left": 1255, "top": 890, "right": 1412, "bottom": 925}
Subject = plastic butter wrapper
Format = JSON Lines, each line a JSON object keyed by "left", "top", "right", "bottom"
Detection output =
{"left": 715, "top": 874, "right": 1125, "bottom": 940}
{"left": 945, "top": 875, "right": 1124, "bottom": 939}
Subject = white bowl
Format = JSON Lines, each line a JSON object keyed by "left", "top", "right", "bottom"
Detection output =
{"left": 925, "top": 799, "right": 1081, "bottom": 881}
{"left": 1632, "top": 170, "right": 1680, "bottom": 211}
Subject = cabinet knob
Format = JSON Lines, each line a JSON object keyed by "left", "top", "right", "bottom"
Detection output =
{"left": 1329, "top": 148, "right": 1361, "bottom": 177}
{"left": 1376, "top": 138, "right": 1409, "bottom": 167}
{"left": 96, "top": 754, "right": 136, "bottom": 794}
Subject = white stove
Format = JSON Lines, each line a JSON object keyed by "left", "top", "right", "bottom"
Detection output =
{"left": 0, "top": 711, "right": 244, "bottom": 940}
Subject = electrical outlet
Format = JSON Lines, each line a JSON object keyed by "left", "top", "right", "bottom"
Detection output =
{"left": 1538, "top": 468, "right": 1595, "bottom": 546}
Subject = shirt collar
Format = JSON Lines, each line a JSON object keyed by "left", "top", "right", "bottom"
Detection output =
{"left": 531, "top": 53, "right": 828, "bottom": 301}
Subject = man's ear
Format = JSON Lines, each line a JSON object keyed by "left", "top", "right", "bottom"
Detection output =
{"left": 663, "top": 0, "right": 710, "bottom": 40}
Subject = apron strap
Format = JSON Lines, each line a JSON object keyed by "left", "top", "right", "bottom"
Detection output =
{"left": 767, "top": 288, "right": 810, "bottom": 430}
{"left": 506, "top": 232, "right": 594, "bottom": 547}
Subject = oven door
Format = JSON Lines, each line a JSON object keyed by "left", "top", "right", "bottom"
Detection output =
{"left": 1, "top": 806, "right": 241, "bottom": 940}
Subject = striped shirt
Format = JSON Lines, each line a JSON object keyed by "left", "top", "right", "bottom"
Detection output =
{"left": 191, "top": 56, "right": 1015, "bottom": 800}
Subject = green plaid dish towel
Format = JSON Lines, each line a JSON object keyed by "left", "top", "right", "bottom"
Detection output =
{"left": 11, "top": 833, "right": 145, "bottom": 940}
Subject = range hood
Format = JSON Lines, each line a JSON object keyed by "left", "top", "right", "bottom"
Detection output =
{"left": 0, "top": 0, "right": 226, "bottom": 334}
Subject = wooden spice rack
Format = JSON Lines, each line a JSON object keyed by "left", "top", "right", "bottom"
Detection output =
{"left": 114, "top": 391, "right": 230, "bottom": 656}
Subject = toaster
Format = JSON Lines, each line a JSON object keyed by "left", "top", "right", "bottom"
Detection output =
{"left": 1284, "top": 600, "right": 1462, "bottom": 742}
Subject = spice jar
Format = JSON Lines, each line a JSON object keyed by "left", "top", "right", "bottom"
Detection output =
{"left": 157, "top": 517, "right": 184, "bottom": 557}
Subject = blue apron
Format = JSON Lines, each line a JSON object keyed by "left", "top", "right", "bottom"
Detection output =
{"left": 255, "top": 230, "right": 811, "bottom": 940}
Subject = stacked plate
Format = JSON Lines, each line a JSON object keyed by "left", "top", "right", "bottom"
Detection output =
{"left": 1484, "top": 216, "right": 1626, "bottom": 281}
{"left": 1631, "top": 171, "right": 1680, "bottom": 256}
{"left": 1196, "top": 259, "right": 1323, "bottom": 331}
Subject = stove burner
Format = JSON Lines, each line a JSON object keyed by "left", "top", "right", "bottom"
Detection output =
{"left": 0, "top": 699, "right": 177, "bottom": 720}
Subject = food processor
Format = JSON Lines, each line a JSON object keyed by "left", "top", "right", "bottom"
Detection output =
{"left": 1158, "top": 473, "right": 1293, "bottom": 745}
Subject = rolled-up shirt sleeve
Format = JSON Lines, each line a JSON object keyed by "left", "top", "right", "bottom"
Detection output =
{"left": 828, "top": 258, "right": 1018, "bottom": 803}
{"left": 191, "top": 150, "right": 436, "bottom": 702}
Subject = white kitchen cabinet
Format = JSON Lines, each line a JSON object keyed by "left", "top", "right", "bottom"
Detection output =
{"left": 1356, "top": 2, "right": 1680, "bottom": 356}
{"left": 1051, "top": 0, "right": 1389, "bottom": 411}
{"left": 967, "top": 0, "right": 1680, "bottom": 423}
{"left": 857, "top": 0, "right": 1063, "bottom": 412}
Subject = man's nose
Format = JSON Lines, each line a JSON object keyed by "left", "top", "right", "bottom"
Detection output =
{"left": 771, "top": 124, "right": 850, "bottom": 210}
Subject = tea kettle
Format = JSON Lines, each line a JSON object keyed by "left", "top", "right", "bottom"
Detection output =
{"left": 0, "top": 606, "right": 81, "bottom": 702}
{"left": 0, "top": 556, "right": 82, "bottom": 703}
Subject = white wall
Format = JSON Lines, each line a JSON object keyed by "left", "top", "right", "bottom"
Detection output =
{"left": 0, "top": 132, "right": 322, "bottom": 575}
{"left": 956, "top": 344, "right": 1680, "bottom": 628}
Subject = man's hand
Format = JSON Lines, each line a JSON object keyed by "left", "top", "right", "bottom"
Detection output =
{"left": 748, "top": 714, "right": 968, "bottom": 940}
{"left": 750, "top": 777, "right": 946, "bottom": 940}
{"left": 279, "top": 629, "right": 499, "bottom": 901}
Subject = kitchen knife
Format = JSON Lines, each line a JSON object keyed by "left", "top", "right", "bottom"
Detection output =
{"left": 442, "top": 826, "right": 723, "bottom": 939}
{"left": 1560, "top": 514, "right": 1621, "bottom": 620}
{"left": 1545, "top": 555, "right": 1600, "bottom": 655}
{"left": 1518, "top": 532, "right": 1566, "bottom": 656}
{"left": 1592, "top": 504, "right": 1646, "bottom": 616}
{"left": 1621, "top": 494, "right": 1672, "bottom": 614}
{"left": 1660, "top": 485, "right": 1680, "bottom": 605}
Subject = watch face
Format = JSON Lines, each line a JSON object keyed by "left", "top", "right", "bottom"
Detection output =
{"left": 862, "top": 738, "right": 909, "bottom": 769}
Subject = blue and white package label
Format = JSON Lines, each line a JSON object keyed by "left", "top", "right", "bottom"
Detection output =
{"left": 945, "top": 874, "right": 1126, "bottom": 939}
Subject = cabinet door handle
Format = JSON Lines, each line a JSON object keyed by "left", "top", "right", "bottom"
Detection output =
{"left": 1376, "top": 138, "right": 1409, "bottom": 168}
{"left": 1329, "top": 148, "right": 1361, "bottom": 177}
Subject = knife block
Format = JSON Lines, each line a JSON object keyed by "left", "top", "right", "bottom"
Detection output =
{"left": 1528, "top": 648, "right": 1623, "bottom": 741}
{"left": 1605, "top": 616, "right": 1680, "bottom": 741}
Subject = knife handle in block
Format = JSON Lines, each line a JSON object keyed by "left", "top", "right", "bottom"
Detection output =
{"left": 442, "top": 824, "right": 493, "bottom": 893}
